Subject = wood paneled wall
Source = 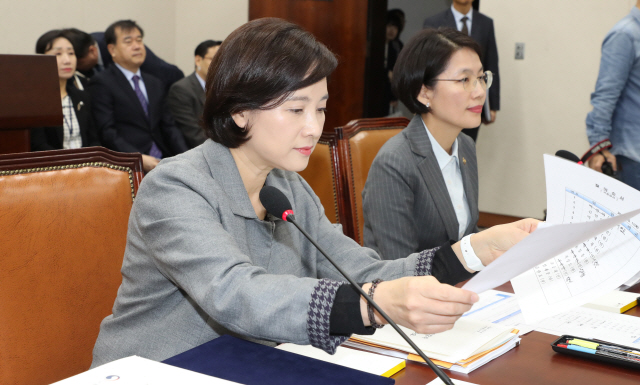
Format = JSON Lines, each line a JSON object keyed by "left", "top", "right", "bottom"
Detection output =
{"left": 249, "top": 0, "right": 378, "bottom": 132}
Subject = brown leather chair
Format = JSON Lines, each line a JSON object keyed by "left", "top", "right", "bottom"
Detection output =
{"left": 336, "top": 117, "right": 410, "bottom": 244}
{"left": 298, "top": 131, "right": 348, "bottom": 226}
{"left": 0, "top": 147, "right": 143, "bottom": 385}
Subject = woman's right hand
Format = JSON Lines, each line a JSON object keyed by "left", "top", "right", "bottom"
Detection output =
{"left": 361, "top": 276, "right": 478, "bottom": 334}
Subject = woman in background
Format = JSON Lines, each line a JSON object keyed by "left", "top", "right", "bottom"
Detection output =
{"left": 32, "top": 30, "right": 100, "bottom": 151}
{"left": 363, "top": 28, "right": 488, "bottom": 270}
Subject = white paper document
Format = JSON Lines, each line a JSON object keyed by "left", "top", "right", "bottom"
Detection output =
{"left": 355, "top": 318, "right": 512, "bottom": 364}
{"left": 52, "top": 356, "right": 239, "bottom": 385}
{"left": 276, "top": 343, "right": 404, "bottom": 376}
{"left": 461, "top": 206, "right": 640, "bottom": 295}
{"left": 510, "top": 155, "right": 640, "bottom": 322}
{"left": 462, "top": 290, "right": 533, "bottom": 335}
{"left": 533, "top": 306, "right": 640, "bottom": 350}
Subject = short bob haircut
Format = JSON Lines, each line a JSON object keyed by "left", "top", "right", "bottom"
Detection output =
{"left": 392, "top": 28, "right": 482, "bottom": 115}
{"left": 35, "top": 29, "right": 71, "bottom": 54}
{"left": 202, "top": 18, "right": 338, "bottom": 148}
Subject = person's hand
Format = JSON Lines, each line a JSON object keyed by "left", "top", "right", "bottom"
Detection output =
{"left": 588, "top": 149, "right": 617, "bottom": 173}
{"left": 141, "top": 154, "right": 160, "bottom": 172}
{"left": 361, "top": 276, "right": 478, "bottom": 334}
{"left": 453, "top": 218, "right": 540, "bottom": 270}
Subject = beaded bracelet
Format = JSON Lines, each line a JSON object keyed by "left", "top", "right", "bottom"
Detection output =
{"left": 367, "top": 279, "right": 384, "bottom": 329}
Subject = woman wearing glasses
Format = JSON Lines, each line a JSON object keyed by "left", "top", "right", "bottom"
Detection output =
{"left": 363, "top": 28, "right": 491, "bottom": 272}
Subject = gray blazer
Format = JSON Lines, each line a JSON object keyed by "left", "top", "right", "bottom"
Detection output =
{"left": 362, "top": 115, "right": 479, "bottom": 260}
{"left": 91, "top": 140, "right": 433, "bottom": 367}
{"left": 166, "top": 72, "right": 207, "bottom": 148}
{"left": 423, "top": 9, "right": 500, "bottom": 111}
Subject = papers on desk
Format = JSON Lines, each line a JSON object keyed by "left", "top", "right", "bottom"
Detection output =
{"left": 533, "top": 306, "right": 640, "bottom": 350}
{"left": 462, "top": 290, "right": 533, "bottom": 335}
{"left": 348, "top": 315, "right": 520, "bottom": 373}
{"left": 52, "top": 356, "right": 240, "bottom": 385}
{"left": 511, "top": 155, "right": 640, "bottom": 323}
{"left": 276, "top": 343, "right": 405, "bottom": 377}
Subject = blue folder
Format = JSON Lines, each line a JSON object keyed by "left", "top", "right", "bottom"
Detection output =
{"left": 163, "top": 335, "right": 395, "bottom": 385}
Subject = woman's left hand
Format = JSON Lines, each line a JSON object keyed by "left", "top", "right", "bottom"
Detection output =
{"left": 453, "top": 218, "right": 540, "bottom": 269}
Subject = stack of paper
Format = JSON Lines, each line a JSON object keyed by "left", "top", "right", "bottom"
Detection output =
{"left": 52, "top": 356, "right": 240, "bottom": 384}
{"left": 348, "top": 318, "right": 520, "bottom": 373}
{"left": 276, "top": 344, "right": 406, "bottom": 377}
{"left": 583, "top": 290, "right": 639, "bottom": 313}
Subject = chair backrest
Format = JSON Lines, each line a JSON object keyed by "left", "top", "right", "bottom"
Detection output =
{"left": 0, "top": 147, "right": 143, "bottom": 385}
{"left": 298, "top": 131, "right": 348, "bottom": 226}
{"left": 336, "top": 117, "right": 410, "bottom": 244}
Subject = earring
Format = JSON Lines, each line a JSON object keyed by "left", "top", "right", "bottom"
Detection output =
{"left": 426, "top": 103, "right": 430, "bottom": 108}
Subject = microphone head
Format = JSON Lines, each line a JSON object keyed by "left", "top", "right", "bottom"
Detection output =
{"left": 259, "top": 186, "right": 295, "bottom": 221}
{"left": 555, "top": 150, "right": 581, "bottom": 163}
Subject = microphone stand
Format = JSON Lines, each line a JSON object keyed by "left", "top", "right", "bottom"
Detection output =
{"left": 286, "top": 214, "right": 456, "bottom": 385}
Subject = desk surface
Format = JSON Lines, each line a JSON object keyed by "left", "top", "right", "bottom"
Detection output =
{"left": 392, "top": 282, "right": 640, "bottom": 384}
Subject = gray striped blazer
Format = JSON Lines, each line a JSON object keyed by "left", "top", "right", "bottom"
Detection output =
{"left": 362, "top": 115, "right": 479, "bottom": 260}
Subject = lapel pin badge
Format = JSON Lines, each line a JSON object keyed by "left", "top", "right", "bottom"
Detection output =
{"left": 77, "top": 101, "right": 84, "bottom": 112}
{"left": 463, "top": 157, "right": 467, "bottom": 165}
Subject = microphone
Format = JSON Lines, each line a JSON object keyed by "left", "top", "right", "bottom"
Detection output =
{"left": 259, "top": 186, "right": 456, "bottom": 385}
{"left": 555, "top": 149, "right": 614, "bottom": 176}
{"left": 555, "top": 150, "right": 581, "bottom": 164}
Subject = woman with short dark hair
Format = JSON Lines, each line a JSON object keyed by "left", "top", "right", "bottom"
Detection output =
{"left": 363, "top": 28, "right": 488, "bottom": 263}
{"left": 31, "top": 30, "right": 100, "bottom": 151}
{"left": 91, "top": 19, "right": 535, "bottom": 367}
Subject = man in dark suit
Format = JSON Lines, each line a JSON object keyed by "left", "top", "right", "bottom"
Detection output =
{"left": 89, "top": 20, "right": 188, "bottom": 172}
{"left": 167, "top": 40, "right": 221, "bottom": 148}
{"left": 423, "top": 0, "right": 500, "bottom": 141}
{"left": 92, "top": 31, "right": 184, "bottom": 93}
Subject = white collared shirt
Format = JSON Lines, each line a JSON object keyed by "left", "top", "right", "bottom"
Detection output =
{"left": 451, "top": 4, "right": 473, "bottom": 35}
{"left": 61, "top": 95, "right": 82, "bottom": 149}
{"left": 423, "top": 120, "right": 471, "bottom": 240}
{"left": 195, "top": 72, "right": 206, "bottom": 90}
{"left": 115, "top": 63, "right": 148, "bottom": 102}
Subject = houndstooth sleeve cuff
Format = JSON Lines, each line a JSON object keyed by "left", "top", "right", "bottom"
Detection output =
{"left": 415, "top": 246, "right": 438, "bottom": 276}
{"left": 307, "top": 278, "right": 349, "bottom": 354}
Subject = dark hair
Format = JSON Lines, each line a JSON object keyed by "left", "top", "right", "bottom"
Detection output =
{"left": 195, "top": 40, "right": 222, "bottom": 57}
{"left": 202, "top": 18, "right": 337, "bottom": 148}
{"left": 392, "top": 28, "right": 482, "bottom": 114}
{"left": 35, "top": 29, "right": 70, "bottom": 54}
{"left": 388, "top": 9, "right": 405, "bottom": 35}
{"left": 105, "top": 20, "right": 144, "bottom": 46}
{"left": 61, "top": 28, "right": 95, "bottom": 59}
{"left": 387, "top": 11, "right": 403, "bottom": 33}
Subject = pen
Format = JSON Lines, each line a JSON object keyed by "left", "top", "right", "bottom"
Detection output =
{"left": 567, "top": 338, "right": 640, "bottom": 357}
{"left": 558, "top": 344, "right": 640, "bottom": 362}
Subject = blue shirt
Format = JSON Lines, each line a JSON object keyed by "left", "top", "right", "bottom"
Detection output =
{"left": 115, "top": 63, "right": 149, "bottom": 102}
{"left": 586, "top": 7, "right": 640, "bottom": 163}
{"left": 423, "top": 120, "right": 470, "bottom": 239}
{"left": 451, "top": 4, "right": 473, "bottom": 35}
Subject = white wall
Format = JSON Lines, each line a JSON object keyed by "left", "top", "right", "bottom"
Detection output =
{"left": 173, "top": 0, "right": 249, "bottom": 76}
{"left": 0, "top": 0, "right": 248, "bottom": 75}
{"left": 476, "top": 0, "right": 637, "bottom": 218}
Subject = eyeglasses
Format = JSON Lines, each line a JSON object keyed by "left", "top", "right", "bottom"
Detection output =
{"left": 433, "top": 71, "right": 493, "bottom": 91}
